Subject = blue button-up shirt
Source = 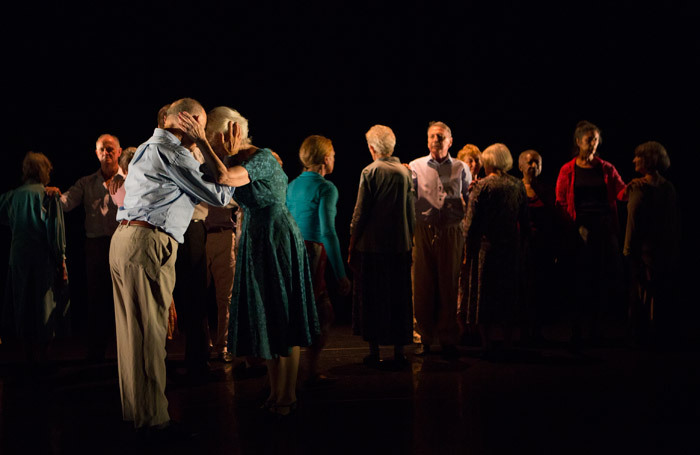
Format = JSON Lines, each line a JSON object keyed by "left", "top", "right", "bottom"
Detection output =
{"left": 409, "top": 154, "right": 471, "bottom": 226}
{"left": 117, "top": 128, "right": 234, "bottom": 243}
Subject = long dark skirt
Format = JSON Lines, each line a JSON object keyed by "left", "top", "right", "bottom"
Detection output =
{"left": 352, "top": 251, "right": 413, "bottom": 346}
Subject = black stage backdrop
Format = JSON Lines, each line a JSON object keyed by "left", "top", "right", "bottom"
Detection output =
{"left": 3, "top": 1, "right": 699, "bottom": 327}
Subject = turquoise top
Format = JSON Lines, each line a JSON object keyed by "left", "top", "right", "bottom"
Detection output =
{"left": 286, "top": 171, "right": 346, "bottom": 280}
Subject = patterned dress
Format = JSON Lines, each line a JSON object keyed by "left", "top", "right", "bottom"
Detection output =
{"left": 227, "top": 149, "right": 319, "bottom": 358}
{"left": 463, "top": 174, "right": 529, "bottom": 325}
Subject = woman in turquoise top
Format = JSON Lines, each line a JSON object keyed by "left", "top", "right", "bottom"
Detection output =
{"left": 178, "top": 108, "right": 318, "bottom": 417}
{"left": 0, "top": 152, "right": 67, "bottom": 365}
{"left": 286, "top": 135, "right": 350, "bottom": 386}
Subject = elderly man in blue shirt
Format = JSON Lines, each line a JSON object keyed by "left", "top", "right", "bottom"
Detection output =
{"left": 409, "top": 121, "right": 471, "bottom": 359}
{"left": 109, "top": 98, "right": 235, "bottom": 436}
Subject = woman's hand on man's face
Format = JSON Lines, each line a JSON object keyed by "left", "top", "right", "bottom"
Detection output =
{"left": 177, "top": 112, "right": 207, "bottom": 142}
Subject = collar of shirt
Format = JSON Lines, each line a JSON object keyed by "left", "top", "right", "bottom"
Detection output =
{"left": 427, "top": 154, "right": 454, "bottom": 167}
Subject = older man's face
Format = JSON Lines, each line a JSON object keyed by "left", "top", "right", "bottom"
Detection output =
{"left": 95, "top": 136, "right": 122, "bottom": 167}
{"left": 427, "top": 125, "right": 453, "bottom": 161}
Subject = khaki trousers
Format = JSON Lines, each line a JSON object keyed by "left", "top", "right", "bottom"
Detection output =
{"left": 205, "top": 229, "right": 236, "bottom": 354}
{"left": 109, "top": 224, "right": 178, "bottom": 428}
{"left": 412, "top": 222, "right": 464, "bottom": 347}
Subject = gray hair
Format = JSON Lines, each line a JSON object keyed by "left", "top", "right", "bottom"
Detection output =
{"left": 165, "top": 98, "right": 205, "bottom": 128}
{"left": 206, "top": 106, "right": 251, "bottom": 145}
{"left": 365, "top": 124, "right": 396, "bottom": 157}
{"left": 428, "top": 121, "right": 452, "bottom": 137}
{"left": 482, "top": 143, "right": 513, "bottom": 172}
{"left": 96, "top": 133, "right": 120, "bottom": 148}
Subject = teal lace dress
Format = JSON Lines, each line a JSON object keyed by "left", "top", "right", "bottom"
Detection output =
{"left": 227, "top": 149, "right": 319, "bottom": 358}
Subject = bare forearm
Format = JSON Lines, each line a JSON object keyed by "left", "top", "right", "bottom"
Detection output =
{"left": 195, "top": 138, "right": 230, "bottom": 182}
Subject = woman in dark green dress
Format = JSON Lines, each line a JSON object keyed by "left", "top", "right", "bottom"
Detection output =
{"left": 178, "top": 108, "right": 318, "bottom": 416}
{"left": 0, "top": 152, "right": 67, "bottom": 364}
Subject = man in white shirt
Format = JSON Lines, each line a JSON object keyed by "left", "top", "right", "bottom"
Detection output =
{"left": 60, "top": 134, "right": 122, "bottom": 361}
{"left": 409, "top": 121, "right": 471, "bottom": 358}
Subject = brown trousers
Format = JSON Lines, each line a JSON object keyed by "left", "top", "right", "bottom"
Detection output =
{"left": 412, "top": 222, "right": 464, "bottom": 347}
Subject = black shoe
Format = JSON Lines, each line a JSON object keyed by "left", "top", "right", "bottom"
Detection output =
{"left": 414, "top": 344, "right": 431, "bottom": 357}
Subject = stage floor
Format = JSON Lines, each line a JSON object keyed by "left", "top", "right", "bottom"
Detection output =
{"left": 1, "top": 322, "right": 699, "bottom": 454}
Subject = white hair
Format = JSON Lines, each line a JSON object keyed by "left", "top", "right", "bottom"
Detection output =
{"left": 481, "top": 143, "right": 513, "bottom": 172}
{"left": 206, "top": 106, "right": 251, "bottom": 145}
{"left": 365, "top": 124, "right": 396, "bottom": 156}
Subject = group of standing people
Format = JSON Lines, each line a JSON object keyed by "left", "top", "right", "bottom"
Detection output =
{"left": 0, "top": 99, "right": 679, "bottom": 438}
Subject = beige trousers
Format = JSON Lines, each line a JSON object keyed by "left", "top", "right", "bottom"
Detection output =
{"left": 109, "top": 224, "right": 178, "bottom": 428}
{"left": 412, "top": 222, "right": 464, "bottom": 347}
{"left": 205, "top": 229, "right": 236, "bottom": 354}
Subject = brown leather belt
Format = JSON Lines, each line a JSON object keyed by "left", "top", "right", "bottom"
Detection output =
{"left": 120, "top": 219, "right": 158, "bottom": 229}
{"left": 119, "top": 219, "right": 175, "bottom": 240}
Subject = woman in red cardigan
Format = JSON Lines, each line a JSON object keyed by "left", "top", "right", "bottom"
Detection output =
{"left": 555, "top": 120, "right": 626, "bottom": 350}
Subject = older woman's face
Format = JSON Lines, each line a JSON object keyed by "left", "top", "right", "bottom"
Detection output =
{"left": 465, "top": 155, "right": 480, "bottom": 176}
{"left": 576, "top": 130, "right": 600, "bottom": 160}
{"left": 520, "top": 152, "right": 542, "bottom": 178}
{"left": 633, "top": 154, "right": 648, "bottom": 174}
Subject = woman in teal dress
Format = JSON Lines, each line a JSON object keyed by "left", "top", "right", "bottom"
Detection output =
{"left": 0, "top": 152, "right": 67, "bottom": 364}
{"left": 178, "top": 108, "right": 318, "bottom": 416}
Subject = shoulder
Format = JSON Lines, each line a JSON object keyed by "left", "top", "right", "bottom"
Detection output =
{"left": 511, "top": 175, "right": 528, "bottom": 196}
{"left": 506, "top": 173, "right": 524, "bottom": 187}
{"left": 242, "top": 149, "right": 283, "bottom": 178}
{"left": 73, "top": 170, "right": 100, "bottom": 185}
{"left": 471, "top": 175, "right": 492, "bottom": 194}
{"left": 659, "top": 177, "right": 676, "bottom": 193}
{"left": 409, "top": 156, "right": 429, "bottom": 168}
{"left": 244, "top": 148, "right": 275, "bottom": 166}
{"left": 287, "top": 174, "right": 301, "bottom": 189}
{"left": 596, "top": 157, "right": 619, "bottom": 174}
{"left": 318, "top": 178, "right": 338, "bottom": 197}
{"left": 558, "top": 158, "right": 576, "bottom": 174}
{"left": 450, "top": 157, "right": 467, "bottom": 170}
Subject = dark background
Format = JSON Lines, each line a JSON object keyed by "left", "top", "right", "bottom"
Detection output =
{"left": 3, "top": 1, "right": 699, "bottom": 329}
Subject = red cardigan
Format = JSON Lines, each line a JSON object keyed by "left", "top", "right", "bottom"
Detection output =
{"left": 555, "top": 156, "right": 626, "bottom": 224}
